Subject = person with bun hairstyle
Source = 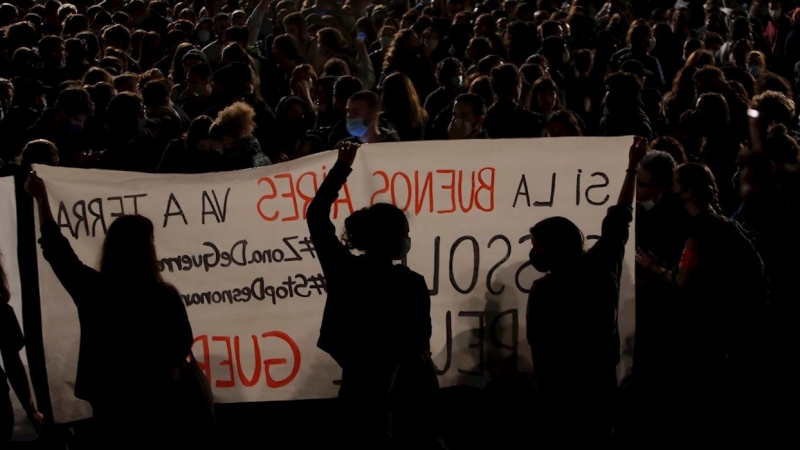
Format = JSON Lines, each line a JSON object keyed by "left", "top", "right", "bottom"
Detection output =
{"left": 764, "top": 123, "right": 800, "bottom": 165}
{"left": 306, "top": 142, "right": 439, "bottom": 449}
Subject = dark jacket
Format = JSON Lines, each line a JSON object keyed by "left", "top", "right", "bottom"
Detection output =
{"left": 484, "top": 100, "right": 544, "bottom": 139}
{"left": 307, "top": 160, "right": 431, "bottom": 400}
{"left": 527, "top": 205, "right": 632, "bottom": 390}
{"left": 38, "top": 220, "right": 193, "bottom": 404}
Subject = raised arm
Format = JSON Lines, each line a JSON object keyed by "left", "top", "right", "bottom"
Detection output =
{"left": 26, "top": 172, "right": 99, "bottom": 305}
{"left": 355, "top": 39, "right": 376, "bottom": 90}
{"left": 306, "top": 143, "right": 359, "bottom": 274}
{"left": 246, "top": 0, "right": 268, "bottom": 47}
{"left": 619, "top": 136, "right": 647, "bottom": 207}
{"left": 591, "top": 137, "right": 645, "bottom": 266}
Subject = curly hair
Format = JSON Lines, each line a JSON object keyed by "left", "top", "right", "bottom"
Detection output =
{"left": 383, "top": 28, "right": 416, "bottom": 72}
{"left": 209, "top": 102, "right": 256, "bottom": 140}
{"left": 751, "top": 90, "right": 796, "bottom": 128}
{"left": 342, "top": 204, "right": 408, "bottom": 260}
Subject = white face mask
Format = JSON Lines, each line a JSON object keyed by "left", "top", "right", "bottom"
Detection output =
{"left": 450, "top": 118, "right": 473, "bottom": 138}
{"left": 424, "top": 39, "right": 438, "bottom": 56}
{"left": 460, "top": 119, "right": 473, "bottom": 137}
{"left": 380, "top": 36, "right": 393, "bottom": 48}
{"left": 648, "top": 37, "right": 657, "bottom": 53}
{"left": 639, "top": 198, "right": 656, "bottom": 211}
{"left": 198, "top": 30, "right": 212, "bottom": 44}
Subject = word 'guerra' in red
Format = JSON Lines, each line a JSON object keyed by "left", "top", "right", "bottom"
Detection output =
{"left": 256, "top": 167, "right": 496, "bottom": 222}
{"left": 192, "top": 331, "right": 301, "bottom": 389}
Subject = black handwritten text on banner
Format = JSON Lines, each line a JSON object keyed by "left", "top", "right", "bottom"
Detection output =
{"left": 33, "top": 137, "right": 635, "bottom": 423}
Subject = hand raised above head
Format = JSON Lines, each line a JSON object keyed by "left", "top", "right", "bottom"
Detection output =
{"left": 628, "top": 136, "right": 649, "bottom": 169}
{"left": 25, "top": 171, "right": 46, "bottom": 199}
{"left": 337, "top": 141, "right": 359, "bottom": 167}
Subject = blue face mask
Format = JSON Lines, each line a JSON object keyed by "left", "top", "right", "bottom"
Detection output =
{"left": 66, "top": 122, "right": 82, "bottom": 135}
{"left": 138, "top": 117, "right": 147, "bottom": 131}
{"left": 400, "top": 236, "right": 411, "bottom": 258}
{"left": 346, "top": 117, "right": 369, "bottom": 137}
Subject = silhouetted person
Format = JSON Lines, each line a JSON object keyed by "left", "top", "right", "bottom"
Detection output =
{"left": 636, "top": 163, "right": 769, "bottom": 444}
{"left": 1, "top": 254, "right": 44, "bottom": 442}
{"left": 527, "top": 136, "right": 641, "bottom": 446}
{"left": 27, "top": 173, "right": 214, "bottom": 447}
{"left": 307, "top": 142, "right": 439, "bottom": 449}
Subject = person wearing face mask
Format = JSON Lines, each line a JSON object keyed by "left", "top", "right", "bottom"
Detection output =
{"left": 448, "top": 93, "right": 487, "bottom": 139}
{"left": 339, "top": 90, "right": 399, "bottom": 145}
{"left": 628, "top": 147, "right": 691, "bottom": 399}
{"left": 635, "top": 162, "right": 770, "bottom": 444}
{"left": 423, "top": 57, "right": 465, "bottom": 124}
{"left": 196, "top": 25, "right": 213, "bottom": 47}
{"left": 610, "top": 20, "right": 666, "bottom": 91}
{"left": 526, "top": 136, "right": 641, "bottom": 447}
{"left": 307, "top": 142, "right": 439, "bottom": 449}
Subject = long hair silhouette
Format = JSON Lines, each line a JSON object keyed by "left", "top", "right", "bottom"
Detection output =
{"left": 99, "top": 215, "right": 163, "bottom": 284}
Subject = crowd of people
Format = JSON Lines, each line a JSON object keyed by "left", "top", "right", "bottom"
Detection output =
{"left": 2, "top": 0, "right": 800, "bottom": 448}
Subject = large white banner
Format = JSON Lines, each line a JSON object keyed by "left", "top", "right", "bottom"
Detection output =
{"left": 34, "top": 137, "right": 636, "bottom": 424}
{"left": 0, "top": 176, "right": 37, "bottom": 440}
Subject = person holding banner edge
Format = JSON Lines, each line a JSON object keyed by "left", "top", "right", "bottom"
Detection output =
{"left": 526, "top": 135, "right": 645, "bottom": 445}
{"left": 24, "top": 172, "right": 215, "bottom": 447}
{"left": 1, "top": 254, "right": 45, "bottom": 443}
{"left": 307, "top": 141, "right": 441, "bottom": 449}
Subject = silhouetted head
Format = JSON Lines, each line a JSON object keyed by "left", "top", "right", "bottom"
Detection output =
{"left": 343, "top": 203, "right": 410, "bottom": 261}
{"left": 529, "top": 217, "right": 585, "bottom": 273}
{"left": 674, "top": 163, "right": 721, "bottom": 214}
{"left": 636, "top": 150, "right": 676, "bottom": 207}
{"left": 100, "top": 215, "right": 162, "bottom": 284}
